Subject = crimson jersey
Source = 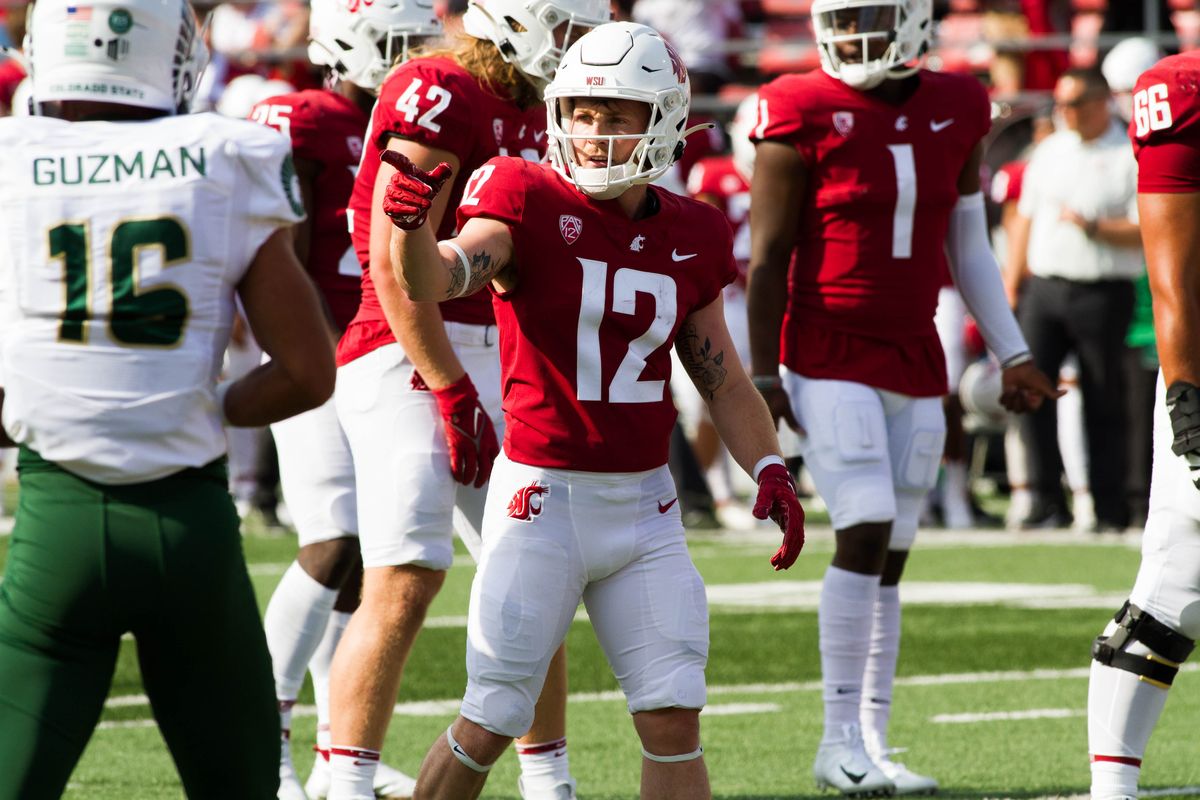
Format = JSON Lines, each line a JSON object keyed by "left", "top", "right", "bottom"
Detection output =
{"left": 459, "top": 159, "right": 737, "bottom": 472}
{"left": 686, "top": 155, "right": 750, "bottom": 284}
{"left": 752, "top": 69, "right": 990, "bottom": 397}
{"left": 339, "top": 57, "right": 546, "bottom": 366}
{"left": 250, "top": 90, "right": 367, "bottom": 330}
{"left": 1130, "top": 52, "right": 1200, "bottom": 194}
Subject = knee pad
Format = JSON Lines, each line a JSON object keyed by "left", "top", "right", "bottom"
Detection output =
{"left": 642, "top": 745, "right": 704, "bottom": 763}
{"left": 445, "top": 725, "right": 493, "bottom": 773}
{"left": 1092, "top": 601, "right": 1196, "bottom": 689}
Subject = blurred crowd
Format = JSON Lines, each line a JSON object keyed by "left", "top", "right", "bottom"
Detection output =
{"left": 0, "top": 0, "right": 1186, "bottom": 533}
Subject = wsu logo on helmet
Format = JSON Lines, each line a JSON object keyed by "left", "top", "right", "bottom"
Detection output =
{"left": 664, "top": 40, "right": 688, "bottom": 84}
{"left": 507, "top": 481, "right": 551, "bottom": 522}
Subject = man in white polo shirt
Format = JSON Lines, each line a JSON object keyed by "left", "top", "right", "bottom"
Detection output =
{"left": 1002, "top": 66, "right": 1142, "bottom": 532}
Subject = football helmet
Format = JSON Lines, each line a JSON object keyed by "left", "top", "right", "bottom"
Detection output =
{"left": 462, "top": 0, "right": 611, "bottom": 90}
{"left": 728, "top": 92, "right": 759, "bottom": 182}
{"left": 27, "top": 0, "right": 208, "bottom": 114}
{"left": 811, "top": 0, "right": 931, "bottom": 90}
{"left": 546, "top": 22, "right": 704, "bottom": 200}
{"left": 308, "top": 0, "right": 442, "bottom": 91}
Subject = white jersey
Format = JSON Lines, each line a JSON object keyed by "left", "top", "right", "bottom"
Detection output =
{"left": 0, "top": 113, "right": 304, "bottom": 484}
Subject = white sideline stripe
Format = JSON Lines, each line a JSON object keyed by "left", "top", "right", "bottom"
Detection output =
{"left": 97, "top": 719, "right": 158, "bottom": 731}
{"left": 931, "top": 708, "right": 1084, "bottom": 723}
{"left": 103, "top": 663, "right": 1200, "bottom": 714}
{"left": 1011, "top": 790, "right": 1200, "bottom": 800}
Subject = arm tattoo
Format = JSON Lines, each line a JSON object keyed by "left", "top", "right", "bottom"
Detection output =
{"left": 676, "top": 321, "right": 727, "bottom": 401}
{"left": 444, "top": 249, "right": 497, "bottom": 300}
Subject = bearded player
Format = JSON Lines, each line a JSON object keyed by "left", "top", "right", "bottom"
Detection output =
{"left": 1087, "top": 51, "right": 1200, "bottom": 800}
{"left": 248, "top": 1, "right": 441, "bottom": 797}
{"left": 382, "top": 22, "right": 806, "bottom": 800}
{"left": 0, "top": 1, "right": 336, "bottom": 796}
{"left": 326, "top": 1, "right": 610, "bottom": 798}
{"left": 746, "top": 0, "right": 1059, "bottom": 793}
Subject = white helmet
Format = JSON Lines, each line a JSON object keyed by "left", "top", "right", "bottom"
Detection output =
{"left": 959, "top": 359, "right": 1006, "bottom": 423}
{"left": 546, "top": 22, "right": 705, "bottom": 200}
{"left": 27, "top": 0, "right": 207, "bottom": 114}
{"left": 308, "top": 0, "right": 442, "bottom": 91}
{"left": 811, "top": 0, "right": 931, "bottom": 90}
{"left": 1101, "top": 37, "right": 1163, "bottom": 94}
{"left": 728, "top": 92, "right": 759, "bottom": 182}
{"left": 463, "top": 0, "right": 611, "bottom": 90}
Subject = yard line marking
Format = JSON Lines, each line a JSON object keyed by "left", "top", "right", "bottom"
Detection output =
{"left": 103, "top": 663, "right": 1199, "bottom": 714}
{"left": 701, "top": 702, "right": 781, "bottom": 716}
{"left": 1004, "top": 790, "right": 1200, "bottom": 800}
{"left": 96, "top": 719, "right": 158, "bottom": 731}
{"left": 931, "top": 708, "right": 1084, "bottom": 723}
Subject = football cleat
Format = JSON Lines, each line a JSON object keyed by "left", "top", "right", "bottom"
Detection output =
{"left": 518, "top": 776, "right": 578, "bottom": 800}
{"left": 869, "top": 752, "right": 938, "bottom": 796}
{"left": 814, "top": 725, "right": 896, "bottom": 797}
{"left": 306, "top": 751, "right": 417, "bottom": 800}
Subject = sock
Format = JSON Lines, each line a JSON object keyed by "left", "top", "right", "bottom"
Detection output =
{"left": 312, "top": 610, "right": 353, "bottom": 754}
{"left": 264, "top": 562, "right": 339, "bottom": 701}
{"left": 1087, "top": 622, "right": 1170, "bottom": 800}
{"left": 941, "top": 461, "right": 973, "bottom": 528}
{"left": 328, "top": 745, "right": 379, "bottom": 800}
{"left": 515, "top": 737, "right": 570, "bottom": 789}
{"left": 860, "top": 584, "right": 900, "bottom": 756}
{"left": 819, "top": 565, "right": 882, "bottom": 742}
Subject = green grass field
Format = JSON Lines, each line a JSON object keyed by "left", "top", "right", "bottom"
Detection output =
{"left": 3, "top": 519, "right": 1199, "bottom": 799}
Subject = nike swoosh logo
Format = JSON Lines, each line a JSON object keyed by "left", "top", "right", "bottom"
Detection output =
{"left": 835, "top": 687, "right": 854, "bottom": 694}
{"left": 671, "top": 249, "right": 697, "bottom": 262}
{"left": 534, "top": 131, "right": 546, "bottom": 143}
{"left": 642, "top": 66, "right": 663, "bottom": 73}
{"left": 841, "top": 765, "right": 868, "bottom": 784}
{"left": 658, "top": 497, "right": 678, "bottom": 513}
{"left": 930, "top": 118, "right": 955, "bottom": 132}
{"left": 452, "top": 744, "right": 469, "bottom": 759}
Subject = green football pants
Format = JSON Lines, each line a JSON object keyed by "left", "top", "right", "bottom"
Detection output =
{"left": 0, "top": 448, "right": 279, "bottom": 799}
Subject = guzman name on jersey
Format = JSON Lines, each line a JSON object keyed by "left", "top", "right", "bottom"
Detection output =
{"left": 32, "top": 146, "right": 207, "bottom": 186}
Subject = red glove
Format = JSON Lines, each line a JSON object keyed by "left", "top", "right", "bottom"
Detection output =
{"left": 753, "top": 462, "right": 805, "bottom": 571}
{"left": 380, "top": 150, "right": 454, "bottom": 231}
{"left": 432, "top": 374, "right": 500, "bottom": 488}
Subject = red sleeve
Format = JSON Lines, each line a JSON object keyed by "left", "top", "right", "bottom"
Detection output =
{"left": 686, "top": 157, "right": 723, "bottom": 198}
{"left": 965, "top": 76, "right": 992, "bottom": 144}
{"left": 249, "top": 93, "right": 328, "bottom": 163}
{"left": 371, "top": 58, "right": 478, "bottom": 160}
{"left": 456, "top": 156, "right": 528, "bottom": 231}
{"left": 991, "top": 161, "right": 1025, "bottom": 205}
{"left": 1131, "top": 56, "right": 1200, "bottom": 193}
{"left": 751, "top": 75, "right": 805, "bottom": 144}
{"left": 693, "top": 203, "right": 738, "bottom": 311}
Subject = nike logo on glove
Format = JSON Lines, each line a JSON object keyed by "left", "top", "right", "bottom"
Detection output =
{"left": 840, "top": 765, "right": 868, "bottom": 784}
{"left": 671, "top": 249, "right": 697, "bottom": 262}
{"left": 658, "top": 497, "right": 678, "bottom": 513}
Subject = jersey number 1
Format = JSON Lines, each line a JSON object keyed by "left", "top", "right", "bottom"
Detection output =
{"left": 887, "top": 144, "right": 916, "bottom": 260}
{"left": 49, "top": 217, "right": 190, "bottom": 347}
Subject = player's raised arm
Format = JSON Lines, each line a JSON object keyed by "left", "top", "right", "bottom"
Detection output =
{"left": 382, "top": 150, "right": 515, "bottom": 302}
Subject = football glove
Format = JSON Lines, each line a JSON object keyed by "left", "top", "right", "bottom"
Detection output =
{"left": 432, "top": 374, "right": 499, "bottom": 489}
{"left": 753, "top": 463, "right": 806, "bottom": 570}
{"left": 1166, "top": 380, "right": 1200, "bottom": 491}
{"left": 380, "top": 150, "right": 453, "bottom": 231}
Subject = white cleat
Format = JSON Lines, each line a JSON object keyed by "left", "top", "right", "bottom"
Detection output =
{"left": 814, "top": 725, "right": 896, "bottom": 797}
{"left": 305, "top": 753, "right": 417, "bottom": 800}
{"left": 870, "top": 752, "right": 938, "bottom": 796}
{"left": 279, "top": 734, "right": 309, "bottom": 800}
{"left": 518, "top": 777, "right": 578, "bottom": 800}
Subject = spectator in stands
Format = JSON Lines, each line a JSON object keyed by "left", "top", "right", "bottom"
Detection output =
{"left": 1002, "top": 67, "right": 1141, "bottom": 532}
{"left": 631, "top": 0, "right": 740, "bottom": 92}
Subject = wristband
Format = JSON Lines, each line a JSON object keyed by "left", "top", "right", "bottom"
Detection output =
{"left": 1000, "top": 351, "right": 1032, "bottom": 369}
{"left": 442, "top": 240, "right": 471, "bottom": 299}
{"left": 752, "top": 454, "right": 787, "bottom": 483}
{"left": 751, "top": 375, "right": 782, "bottom": 391}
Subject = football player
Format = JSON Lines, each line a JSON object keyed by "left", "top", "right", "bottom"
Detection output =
{"left": 0, "top": 1, "right": 335, "bottom": 797}
{"left": 326, "top": 1, "right": 610, "bottom": 798}
{"left": 249, "top": 1, "right": 440, "bottom": 797}
{"left": 745, "top": 0, "right": 1060, "bottom": 793}
{"left": 382, "top": 22, "right": 806, "bottom": 800}
{"left": 1087, "top": 51, "right": 1200, "bottom": 800}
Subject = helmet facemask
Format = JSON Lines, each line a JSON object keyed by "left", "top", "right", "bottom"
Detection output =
{"left": 811, "top": 0, "right": 930, "bottom": 90}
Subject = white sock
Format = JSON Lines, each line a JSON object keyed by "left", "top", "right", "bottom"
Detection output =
{"left": 312, "top": 609, "right": 353, "bottom": 754}
{"left": 942, "top": 461, "right": 973, "bottom": 528}
{"left": 264, "top": 562, "right": 339, "bottom": 701}
{"left": 1087, "top": 624, "right": 1170, "bottom": 799}
{"left": 515, "top": 737, "right": 570, "bottom": 789}
{"left": 328, "top": 745, "right": 379, "bottom": 800}
{"left": 819, "top": 566, "right": 882, "bottom": 742}
{"left": 860, "top": 584, "right": 900, "bottom": 756}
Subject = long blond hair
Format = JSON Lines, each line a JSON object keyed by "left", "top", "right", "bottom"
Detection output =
{"left": 402, "top": 34, "right": 541, "bottom": 110}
